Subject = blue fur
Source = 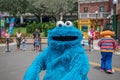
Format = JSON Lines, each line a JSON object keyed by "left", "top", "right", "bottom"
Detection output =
{"left": 24, "top": 24, "right": 90, "bottom": 80}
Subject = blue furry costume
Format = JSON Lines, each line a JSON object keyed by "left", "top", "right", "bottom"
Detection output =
{"left": 24, "top": 21, "right": 89, "bottom": 80}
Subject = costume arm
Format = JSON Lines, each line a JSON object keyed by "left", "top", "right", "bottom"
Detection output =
{"left": 62, "top": 51, "right": 89, "bottom": 80}
{"left": 24, "top": 48, "right": 48, "bottom": 80}
{"left": 112, "top": 39, "right": 117, "bottom": 51}
{"left": 98, "top": 39, "right": 103, "bottom": 47}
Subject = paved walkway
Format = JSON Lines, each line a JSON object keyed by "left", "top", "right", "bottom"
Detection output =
{"left": 0, "top": 43, "right": 120, "bottom": 80}
{"left": 93, "top": 40, "right": 100, "bottom": 50}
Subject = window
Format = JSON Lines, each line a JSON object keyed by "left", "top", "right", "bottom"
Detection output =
{"left": 84, "top": 7, "right": 88, "bottom": 13}
{"left": 100, "top": 6, "right": 104, "bottom": 12}
{"left": 82, "top": 25, "right": 88, "bottom": 32}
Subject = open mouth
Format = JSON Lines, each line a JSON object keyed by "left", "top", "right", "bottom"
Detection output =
{"left": 52, "top": 36, "right": 78, "bottom": 41}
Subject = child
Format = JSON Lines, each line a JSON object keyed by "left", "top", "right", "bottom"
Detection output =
{"left": 98, "top": 27, "right": 117, "bottom": 74}
{"left": 81, "top": 34, "right": 85, "bottom": 47}
{"left": 34, "top": 35, "right": 40, "bottom": 52}
{"left": 21, "top": 37, "right": 27, "bottom": 51}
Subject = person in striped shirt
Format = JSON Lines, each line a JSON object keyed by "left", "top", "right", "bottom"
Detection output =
{"left": 98, "top": 27, "right": 117, "bottom": 74}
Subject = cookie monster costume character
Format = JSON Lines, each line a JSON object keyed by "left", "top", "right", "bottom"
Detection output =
{"left": 24, "top": 21, "right": 89, "bottom": 80}
{"left": 98, "top": 27, "right": 117, "bottom": 73}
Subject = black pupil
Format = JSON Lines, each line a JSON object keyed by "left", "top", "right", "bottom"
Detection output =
{"left": 59, "top": 24, "right": 62, "bottom": 27}
{"left": 67, "top": 22, "right": 70, "bottom": 25}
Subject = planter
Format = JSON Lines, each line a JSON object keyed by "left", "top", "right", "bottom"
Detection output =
{"left": 0, "top": 38, "right": 13, "bottom": 44}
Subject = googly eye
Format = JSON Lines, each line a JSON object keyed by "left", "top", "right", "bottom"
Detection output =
{"left": 65, "top": 21, "right": 73, "bottom": 27}
{"left": 56, "top": 21, "right": 65, "bottom": 27}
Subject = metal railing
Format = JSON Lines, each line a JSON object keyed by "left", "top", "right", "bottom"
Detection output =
{"left": 78, "top": 12, "right": 111, "bottom": 19}
{"left": 78, "top": 0, "right": 109, "bottom": 4}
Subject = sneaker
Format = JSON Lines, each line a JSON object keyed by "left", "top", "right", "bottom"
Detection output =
{"left": 106, "top": 69, "right": 115, "bottom": 74}
{"left": 91, "top": 49, "right": 94, "bottom": 52}
{"left": 100, "top": 68, "right": 104, "bottom": 72}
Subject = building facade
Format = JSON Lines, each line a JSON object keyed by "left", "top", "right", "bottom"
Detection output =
{"left": 78, "top": 0, "right": 113, "bottom": 38}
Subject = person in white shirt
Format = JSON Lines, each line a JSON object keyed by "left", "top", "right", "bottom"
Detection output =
{"left": 88, "top": 26, "right": 95, "bottom": 51}
{"left": 16, "top": 29, "right": 22, "bottom": 50}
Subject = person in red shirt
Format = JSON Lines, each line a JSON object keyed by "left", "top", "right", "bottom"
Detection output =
{"left": 88, "top": 26, "right": 95, "bottom": 51}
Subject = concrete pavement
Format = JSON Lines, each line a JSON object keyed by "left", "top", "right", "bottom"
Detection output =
{"left": 0, "top": 41, "right": 120, "bottom": 80}
{"left": 0, "top": 44, "right": 120, "bottom": 80}
{"left": 0, "top": 37, "right": 120, "bottom": 80}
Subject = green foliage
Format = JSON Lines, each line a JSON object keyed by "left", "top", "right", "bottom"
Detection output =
{"left": 0, "top": 0, "right": 77, "bottom": 23}
{"left": 0, "top": 0, "right": 28, "bottom": 16}
{"left": 13, "top": 27, "right": 26, "bottom": 34}
{"left": 10, "top": 27, "right": 27, "bottom": 37}
{"left": 72, "top": 20, "right": 78, "bottom": 28}
{"left": 26, "top": 22, "right": 41, "bottom": 33}
{"left": 26, "top": 22, "right": 56, "bottom": 37}
{"left": 0, "top": 38, "right": 13, "bottom": 44}
{"left": 10, "top": 20, "right": 78, "bottom": 37}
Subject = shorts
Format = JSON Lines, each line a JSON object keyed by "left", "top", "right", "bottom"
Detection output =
{"left": 88, "top": 38, "right": 93, "bottom": 45}
{"left": 6, "top": 38, "right": 9, "bottom": 44}
{"left": 16, "top": 38, "right": 21, "bottom": 47}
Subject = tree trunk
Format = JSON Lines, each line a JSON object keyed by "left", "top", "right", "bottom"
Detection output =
{"left": 40, "top": 14, "right": 42, "bottom": 23}
{"left": 55, "top": 14, "right": 60, "bottom": 21}
{"left": 20, "top": 15, "right": 23, "bottom": 24}
{"left": 34, "top": 14, "right": 40, "bottom": 22}
{"left": 34, "top": 14, "right": 42, "bottom": 23}
{"left": 60, "top": 13, "right": 63, "bottom": 21}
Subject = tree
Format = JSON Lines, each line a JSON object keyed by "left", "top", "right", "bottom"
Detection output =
{"left": 0, "top": 0, "right": 78, "bottom": 22}
{"left": 27, "top": 0, "right": 77, "bottom": 22}
{"left": 26, "top": 0, "right": 48, "bottom": 23}
{"left": 45, "top": 0, "right": 77, "bottom": 21}
{"left": 0, "top": 0, "right": 28, "bottom": 16}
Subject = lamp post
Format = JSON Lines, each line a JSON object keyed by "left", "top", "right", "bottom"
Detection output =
{"left": 113, "top": 0, "right": 118, "bottom": 39}
{"left": 107, "top": 15, "right": 111, "bottom": 24}
{"left": 95, "top": 11, "right": 98, "bottom": 30}
{"left": 106, "top": 14, "right": 112, "bottom": 30}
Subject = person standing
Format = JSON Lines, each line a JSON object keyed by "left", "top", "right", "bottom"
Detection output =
{"left": 88, "top": 26, "right": 95, "bottom": 51}
{"left": 16, "top": 29, "right": 22, "bottom": 50}
{"left": 21, "top": 37, "right": 27, "bottom": 51}
{"left": 81, "top": 33, "right": 85, "bottom": 47}
{"left": 33, "top": 28, "right": 41, "bottom": 51}
{"left": 5, "top": 30, "right": 10, "bottom": 52}
{"left": 98, "top": 27, "right": 117, "bottom": 74}
{"left": 34, "top": 35, "right": 40, "bottom": 52}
